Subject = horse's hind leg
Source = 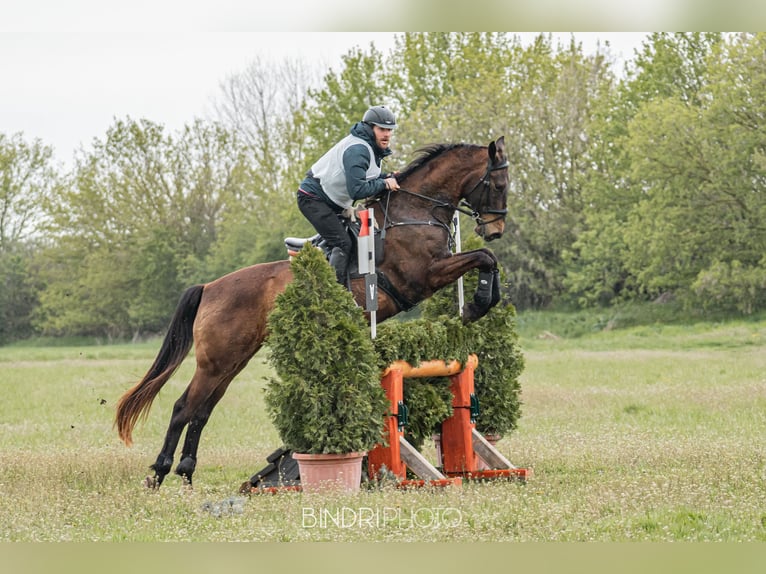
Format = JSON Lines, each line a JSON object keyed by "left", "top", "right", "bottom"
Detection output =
{"left": 174, "top": 379, "right": 234, "bottom": 486}
{"left": 146, "top": 371, "right": 220, "bottom": 489}
{"left": 146, "top": 388, "right": 191, "bottom": 489}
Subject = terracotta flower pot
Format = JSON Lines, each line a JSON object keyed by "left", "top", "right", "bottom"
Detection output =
{"left": 293, "top": 451, "right": 366, "bottom": 493}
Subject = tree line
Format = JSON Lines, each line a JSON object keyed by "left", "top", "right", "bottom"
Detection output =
{"left": 2, "top": 32, "right": 765, "bottom": 344}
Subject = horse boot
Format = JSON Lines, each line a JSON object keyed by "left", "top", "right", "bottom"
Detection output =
{"left": 329, "top": 246, "right": 350, "bottom": 287}
{"left": 473, "top": 270, "right": 495, "bottom": 309}
{"left": 491, "top": 268, "right": 501, "bottom": 307}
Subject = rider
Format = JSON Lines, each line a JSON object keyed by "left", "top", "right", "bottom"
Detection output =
{"left": 297, "top": 105, "right": 400, "bottom": 284}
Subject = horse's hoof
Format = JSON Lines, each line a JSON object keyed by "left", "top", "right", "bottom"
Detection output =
{"left": 143, "top": 476, "right": 159, "bottom": 489}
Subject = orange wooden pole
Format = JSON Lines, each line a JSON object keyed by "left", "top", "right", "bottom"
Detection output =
{"left": 369, "top": 355, "right": 479, "bottom": 480}
{"left": 382, "top": 355, "right": 477, "bottom": 379}
{"left": 367, "top": 368, "right": 406, "bottom": 479}
{"left": 441, "top": 360, "right": 478, "bottom": 474}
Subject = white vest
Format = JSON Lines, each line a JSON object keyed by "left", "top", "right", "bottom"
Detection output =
{"left": 311, "top": 134, "right": 381, "bottom": 208}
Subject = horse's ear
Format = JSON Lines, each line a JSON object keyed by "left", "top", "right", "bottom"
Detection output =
{"left": 488, "top": 140, "right": 497, "bottom": 161}
{"left": 489, "top": 136, "right": 505, "bottom": 162}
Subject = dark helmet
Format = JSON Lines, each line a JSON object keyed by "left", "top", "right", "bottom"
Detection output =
{"left": 363, "top": 105, "right": 397, "bottom": 129}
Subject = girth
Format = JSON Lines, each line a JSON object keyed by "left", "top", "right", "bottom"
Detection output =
{"left": 358, "top": 269, "right": 418, "bottom": 313}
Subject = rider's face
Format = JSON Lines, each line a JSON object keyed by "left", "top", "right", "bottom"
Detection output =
{"left": 372, "top": 125, "right": 394, "bottom": 149}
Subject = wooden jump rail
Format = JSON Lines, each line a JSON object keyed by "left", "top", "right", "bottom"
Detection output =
{"left": 367, "top": 354, "right": 531, "bottom": 487}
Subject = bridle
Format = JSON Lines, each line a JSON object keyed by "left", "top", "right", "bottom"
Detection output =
{"left": 459, "top": 157, "right": 509, "bottom": 227}
{"left": 376, "top": 155, "right": 509, "bottom": 248}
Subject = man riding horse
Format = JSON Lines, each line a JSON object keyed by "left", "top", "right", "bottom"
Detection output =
{"left": 116, "top": 118, "right": 510, "bottom": 489}
{"left": 297, "top": 105, "right": 401, "bottom": 284}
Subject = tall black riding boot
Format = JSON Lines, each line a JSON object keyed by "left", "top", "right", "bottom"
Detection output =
{"left": 329, "top": 247, "right": 350, "bottom": 286}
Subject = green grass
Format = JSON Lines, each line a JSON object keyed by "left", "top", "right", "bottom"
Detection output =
{"left": 1, "top": 310, "right": 765, "bottom": 541}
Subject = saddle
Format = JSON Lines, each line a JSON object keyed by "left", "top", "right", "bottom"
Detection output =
{"left": 284, "top": 219, "right": 384, "bottom": 272}
{"left": 284, "top": 233, "right": 326, "bottom": 258}
{"left": 284, "top": 219, "right": 416, "bottom": 312}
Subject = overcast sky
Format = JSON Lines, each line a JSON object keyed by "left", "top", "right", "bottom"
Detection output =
{"left": 0, "top": 31, "right": 648, "bottom": 166}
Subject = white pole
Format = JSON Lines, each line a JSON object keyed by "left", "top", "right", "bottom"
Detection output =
{"left": 453, "top": 211, "right": 464, "bottom": 318}
{"left": 366, "top": 209, "right": 378, "bottom": 339}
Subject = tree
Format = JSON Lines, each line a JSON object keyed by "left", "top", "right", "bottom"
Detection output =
{"left": 0, "top": 133, "right": 58, "bottom": 343}
{"left": 565, "top": 33, "right": 723, "bottom": 307}
{"left": 626, "top": 33, "right": 722, "bottom": 108}
{"left": 621, "top": 33, "right": 766, "bottom": 312}
{"left": 389, "top": 33, "right": 519, "bottom": 156}
{"left": 211, "top": 56, "right": 321, "bottom": 267}
{"left": 493, "top": 34, "right": 615, "bottom": 309}
{"left": 0, "top": 133, "right": 57, "bottom": 251}
{"left": 0, "top": 249, "right": 39, "bottom": 344}
{"left": 37, "top": 118, "right": 251, "bottom": 338}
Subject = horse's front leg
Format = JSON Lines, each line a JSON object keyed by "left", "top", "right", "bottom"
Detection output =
{"left": 428, "top": 248, "right": 500, "bottom": 322}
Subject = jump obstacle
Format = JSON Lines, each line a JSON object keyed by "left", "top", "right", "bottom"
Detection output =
{"left": 367, "top": 354, "right": 530, "bottom": 488}
{"left": 246, "top": 354, "right": 530, "bottom": 492}
{"left": 360, "top": 207, "right": 529, "bottom": 485}
{"left": 246, "top": 209, "right": 530, "bottom": 492}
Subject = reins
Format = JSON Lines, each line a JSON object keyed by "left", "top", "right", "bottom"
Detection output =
{"left": 371, "top": 156, "right": 509, "bottom": 250}
{"left": 377, "top": 188, "right": 459, "bottom": 249}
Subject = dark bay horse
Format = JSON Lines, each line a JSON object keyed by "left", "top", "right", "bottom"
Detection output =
{"left": 115, "top": 136, "right": 509, "bottom": 488}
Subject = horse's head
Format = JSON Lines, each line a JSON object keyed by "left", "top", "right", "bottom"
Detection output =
{"left": 464, "top": 136, "right": 508, "bottom": 242}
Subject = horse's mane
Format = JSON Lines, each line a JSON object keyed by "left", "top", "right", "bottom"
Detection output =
{"left": 397, "top": 143, "right": 480, "bottom": 181}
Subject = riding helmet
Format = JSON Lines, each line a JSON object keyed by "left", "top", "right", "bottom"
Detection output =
{"left": 363, "top": 105, "right": 397, "bottom": 129}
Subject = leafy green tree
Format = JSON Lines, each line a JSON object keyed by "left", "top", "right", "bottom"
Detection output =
{"left": 0, "top": 133, "right": 57, "bottom": 250}
{"left": 622, "top": 98, "right": 710, "bottom": 295}
{"left": 0, "top": 133, "right": 58, "bottom": 343}
{"left": 0, "top": 249, "right": 38, "bottom": 344}
{"left": 126, "top": 226, "right": 184, "bottom": 333}
{"left": 35, "top": 245, "right": 134, "bottom": 339}
{"left": 492, "top": 35, "right": 614, "bottom": 309}
{"left": 37, "top": 118, "right": 250, "bottom": 337}
{"left": 691, "top": 259, "right": 766, "bottom": 315}
{"left": 620, "top": 33, "right": 766, "bottom": 312}
{"left": 565, "top": 33, "right": 722, "bottom": 307}
{"left": 389, "top": 33, "right": 519, "bottom": 156}
{"left": 626, "top": 33, "right": 722, "bottom": 107}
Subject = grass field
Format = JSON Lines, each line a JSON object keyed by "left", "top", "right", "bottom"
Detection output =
{"left": 1, "top": 312, "right": 765, "bottom": 542}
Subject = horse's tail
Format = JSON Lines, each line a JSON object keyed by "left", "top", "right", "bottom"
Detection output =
{"left": 115, "top": 284, "right": 205, "bottom": 446}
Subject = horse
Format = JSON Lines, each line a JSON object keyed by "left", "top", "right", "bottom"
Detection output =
{"left": 115, "top": 135, "right": 509, "bottom": 488}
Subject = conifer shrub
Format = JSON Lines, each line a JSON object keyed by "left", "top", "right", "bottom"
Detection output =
{"left": 265, "top": 246, "right": 388, "bottom": 454}
{"left": 265, "top": 238, "right": 524, "bottom": 455}
{"left": 370, "top": 260, "right": 524, "bottom": 446}
{"left": 373, "top": 319, "right": 465, "bottom": 449}
{"left": 421, "top": 263, "right": 525, "bottom": 438}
